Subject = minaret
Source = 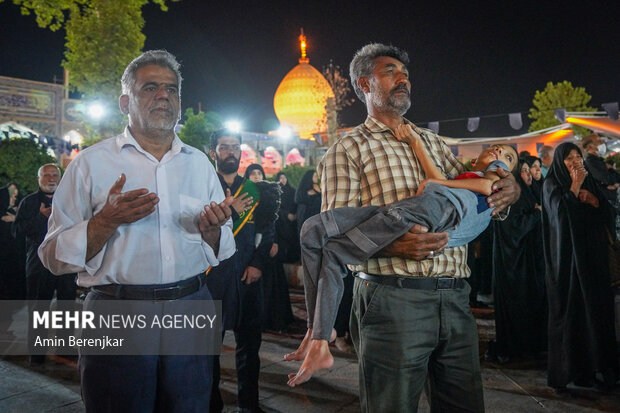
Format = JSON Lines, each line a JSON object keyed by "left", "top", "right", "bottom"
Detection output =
{"left": 299, "top": 28, "right": 309, "bottom": 64}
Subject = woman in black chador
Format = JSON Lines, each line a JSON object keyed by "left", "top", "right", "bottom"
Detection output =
{"left": 0, "top": 182, "right": 26, "bottom": 301}
{"left": 244, "top": 165, "right": 294, "bottom": 332}
{"left": 542, "top": 142, "right": 618, "bottom": 392}
{"left": 491, "top": 159, "right": 547, "bottom": 361}
{"left": 275, "top": 171, "right": 300, "bottom": 263}
{"left": 294, "top": 170, "right": 321, "bottom": 235}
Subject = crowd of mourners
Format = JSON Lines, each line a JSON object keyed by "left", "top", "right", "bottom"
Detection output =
{"left": 473, "top": 136, "right": 620, "bottom": 393}
{"left": 2, "top": 134, "right": 619, "bottom": 396}
{"left": 0, "top": 164, "right": 317, "bottom": 334}
{"left": 2, "top": 46, "right": 620, "bottom": 413}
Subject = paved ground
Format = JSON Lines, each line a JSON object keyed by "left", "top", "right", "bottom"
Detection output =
{"left": 1, "top": 292, "right": 619, "bottom": 412}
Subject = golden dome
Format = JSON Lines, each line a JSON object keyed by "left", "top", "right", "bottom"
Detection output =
{"left": 273, "top": 31, "right": 334, "bottom": 141}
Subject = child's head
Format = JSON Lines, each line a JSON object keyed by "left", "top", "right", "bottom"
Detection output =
{"left": 473, "top": 144, "right": 518, "bottom": 173}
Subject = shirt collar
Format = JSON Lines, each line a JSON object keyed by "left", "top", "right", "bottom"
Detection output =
{"left": 364, "top": 115, "right": 424, "bottom": 136}
{"left": 364, "top": 115, "right": 392, "bottom": 133}
{"left": 115, "top": 126, "right": 192, "bottom": 157}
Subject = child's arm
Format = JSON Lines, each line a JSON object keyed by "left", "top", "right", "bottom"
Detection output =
{"left": 394, "top": 124, "right": 444, "bottom": 180}
{"left": 417, "top": 170, "right": 502, "bottom": 196}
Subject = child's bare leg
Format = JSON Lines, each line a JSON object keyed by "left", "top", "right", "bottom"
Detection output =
{"left": 284, "top": 328, "right": 336, "bottom": 361}
{"left": 287, "top": 339, "right": 334, "bottom": 387}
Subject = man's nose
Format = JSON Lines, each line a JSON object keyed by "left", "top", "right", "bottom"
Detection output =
{"left": 154, "top": 85, "right": 170, "bottom": 99}
{"left": 396, "top": 74, "right": 409, "bottom": 85}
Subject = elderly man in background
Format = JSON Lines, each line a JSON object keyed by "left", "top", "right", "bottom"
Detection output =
{"left": 582, "top": 134, "right": 620, "bottom": 204}
{"left": 14, "top": 163, "right": 76, "bottom": 366}
{"left": 537, "top": 145, "right": 555, "bottom": 178}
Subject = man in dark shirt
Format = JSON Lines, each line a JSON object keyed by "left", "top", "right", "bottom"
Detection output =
{"left": 207, "top": 129, "right": 269, "bottom": 413}
{"left": 582, "top": 134, "right": 620, "bottom": 204}
{"left": 14, "top": 163, "right": 76, "bottom": 365}
{"left": 538, "top": 145, "right": 554, "bottom": 178}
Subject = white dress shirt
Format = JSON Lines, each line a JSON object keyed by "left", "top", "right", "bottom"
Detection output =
{"left": 38, "top": 128, "right": 235, "bottom": 287}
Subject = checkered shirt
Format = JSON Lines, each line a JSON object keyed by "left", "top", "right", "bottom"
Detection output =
{"left": 317, "top": 115, "right": 470, "bottom": 278}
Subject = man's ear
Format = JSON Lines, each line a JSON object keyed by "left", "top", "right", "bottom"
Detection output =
{"left": 209, "top": 149, "right": 216, "bottom": 162}
{"left": 119, "top": 95, "right": 129, "bottom": 115}
{"left": 358, "top": 77, "right": 370, "bottom": 94}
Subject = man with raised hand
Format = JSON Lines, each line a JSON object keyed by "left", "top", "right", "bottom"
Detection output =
{"left": 38, "top": 50, "right": 235, "bottom": 412}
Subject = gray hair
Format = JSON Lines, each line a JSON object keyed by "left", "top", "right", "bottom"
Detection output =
{"left": 580, "top": 133, "right": 599, "bottom": 149}
{"left": 349, "top": 43, "right": 410, "bottom": 104}
{"left": 121, "top": 50, "right": 183, "bottom": 95}
{"left": 537, "top": 145, "right": 554, "bottom": 159}
{"left": 37, "top": 163, "right": 60, "bottom": 178}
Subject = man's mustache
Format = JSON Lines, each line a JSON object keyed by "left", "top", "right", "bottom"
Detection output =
{"left": 391, "top": 85, "right": 410, "bottom": 96}
{"left": 149, "top": 104, "right": 171, "bottom": 113}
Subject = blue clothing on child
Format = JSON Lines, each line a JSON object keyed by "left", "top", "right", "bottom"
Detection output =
{"left": 430, "top": 159, "right": 507, "bottom": 248}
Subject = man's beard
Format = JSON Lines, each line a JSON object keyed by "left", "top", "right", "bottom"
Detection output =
{"left": 40, "top": 183, "right": 57, "bottom": 194}
{"left": 146, "top": 111, "right": 178, "bottom": 131}
{"left": 216, "top": 155, "right": 240, "bottom": 174}
{"left": 371, "top": 84, "right": 411, "bottom": 116}
{"left": 145, "top": 104, "right": 179, "bottom": 131}
{"left": 146, "top": 118, "right": 177, "bottom": 130}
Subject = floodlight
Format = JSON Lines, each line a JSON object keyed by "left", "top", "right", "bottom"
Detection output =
{"left": 277, "top": 125, "right": 292, "bottom": 140}
{"left": 88, "top": 103, "right": 105, "bottom": 120}
{"left": 225, "top": 120, "right": 242, "bottom": 133}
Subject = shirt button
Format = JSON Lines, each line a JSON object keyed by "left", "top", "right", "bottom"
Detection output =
{"left": 165, "top": 256, "right": 171, "bottom": 261}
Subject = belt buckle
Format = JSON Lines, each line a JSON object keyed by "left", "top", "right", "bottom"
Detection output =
{"left": 153, "top": 284, "right": 182, "bottom": 300}
{"left": 436, "top": 277, "right": 455, "bottom": 290}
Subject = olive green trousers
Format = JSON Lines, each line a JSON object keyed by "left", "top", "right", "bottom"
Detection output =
{"left": 350, "top": 277, "right": 484, "bottom": 413}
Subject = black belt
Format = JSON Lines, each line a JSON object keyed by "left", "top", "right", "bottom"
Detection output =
{"left": 356, "top": 272, "right": 466, "bottom": 290}
{"left": 92, "top": 273, "right": 207, "bottom": 300}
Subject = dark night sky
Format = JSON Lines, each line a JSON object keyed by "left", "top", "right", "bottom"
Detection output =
{"left": 0, "top": 0, "right": 618, "bottom": 138}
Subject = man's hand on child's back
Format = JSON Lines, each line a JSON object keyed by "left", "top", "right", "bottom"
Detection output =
{"left": 377, "top": 224, "right": 449, "bottom": 261}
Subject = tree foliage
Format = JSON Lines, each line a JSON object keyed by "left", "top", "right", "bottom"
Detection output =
{"left": 2, "top": 0, "right": 181, "bottom": 141}
{"left": 4, "top": 0, "right": 85, "bottom": 31}
{"left": 177, "top": 109, "right": 222, "bottom": 154}
{"left": 322, "top": 61, "right": 354, "bottom": 127}
{"left": 0, "top": 139, "right": 57, "bottom": 194}
{"left": 528, "top": 81, "right": 596, "bottom": 137}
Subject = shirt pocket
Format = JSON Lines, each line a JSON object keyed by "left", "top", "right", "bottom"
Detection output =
{"left": 178, "top": 194, "right": 204, "bottom": 242}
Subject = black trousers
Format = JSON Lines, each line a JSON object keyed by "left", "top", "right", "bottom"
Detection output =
{"left": 210, "top": 278, "right": 263, "bottom": 412}
{"left": 27, "top": 269, "right": 76, "bottom": 361}
{"left": 79, "top": 285, "right": 214, "bottom": 413}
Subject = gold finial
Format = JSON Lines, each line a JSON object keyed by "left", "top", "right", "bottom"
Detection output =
{"left": 299, "top": 28, "right": 309, "bottom": 63}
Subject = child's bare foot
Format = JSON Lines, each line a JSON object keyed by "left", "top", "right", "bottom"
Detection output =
{"left": 284, "top": 329, "right": 311, "bottom": 361}
{"left": 287, "top": 339, "right": 334, "bottom": 387}
{"left": 284, "top": 328, "right": 336, "bottom": 361}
